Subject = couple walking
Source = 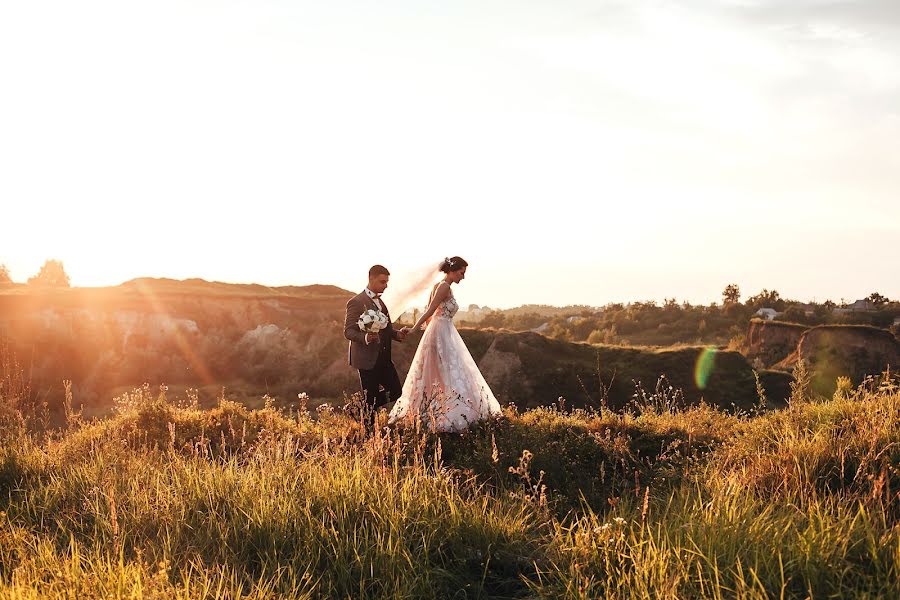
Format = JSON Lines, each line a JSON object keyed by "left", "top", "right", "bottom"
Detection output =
{"left": 343, "top": 257, "right": 501, "bottom": 432}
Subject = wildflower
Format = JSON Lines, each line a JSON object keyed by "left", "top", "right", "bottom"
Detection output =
{"left": 593, "top": 523, "right": 612, "bottom": 535}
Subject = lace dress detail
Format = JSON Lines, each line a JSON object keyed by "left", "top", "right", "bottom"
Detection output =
{"left": 389, "top": 287, "right": 501, "bottom": 432}
{"left": 434, "top": 292, "right": 459, "bottom": 321}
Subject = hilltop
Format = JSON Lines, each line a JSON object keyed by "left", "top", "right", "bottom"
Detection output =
{"left": 0, "top": 277, "right": 351, "bottom": 300}
{"left": 746, "top": 318, "right": 900, "bottom": 395}
{"left": 1, "top": 278, "right": 897, "bottom": 422}
{"left": 0, "top": 278, "right": 354, "bottom": 413}
{"left": 0, "top": 278, "right": 796, "bottom": 419}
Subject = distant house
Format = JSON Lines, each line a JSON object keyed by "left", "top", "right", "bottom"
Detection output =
{"left": 754, "top": 308, "right": 780, "bottom": 321}
{"left": 847, "top": 299, "right": 876, "bottom": 311}
{"left": 834, "top": 299, "right": 877, "bottom": 315}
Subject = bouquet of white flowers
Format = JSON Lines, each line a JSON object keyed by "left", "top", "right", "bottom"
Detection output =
{"left": 358, "top": 308, "right": 389, "bottom": 335}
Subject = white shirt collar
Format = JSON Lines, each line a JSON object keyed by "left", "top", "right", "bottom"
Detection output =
{"left": 364, "top": 287, "right": 379, "bottom": 299}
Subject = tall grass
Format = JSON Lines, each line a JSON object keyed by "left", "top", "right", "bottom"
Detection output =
{"left": 1, "top": 372, "right": 898, "bottom": 598}
{"left": 532, "top": 369, "right": 900, "bottom": 599}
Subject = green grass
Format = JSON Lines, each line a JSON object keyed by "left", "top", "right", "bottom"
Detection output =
{"left": 1, "top": 374, "right": 898, "bottom": 598}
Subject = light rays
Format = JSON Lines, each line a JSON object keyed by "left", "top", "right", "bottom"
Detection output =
{"left": 133, "top": 279, "right": 216, "bottom": 387}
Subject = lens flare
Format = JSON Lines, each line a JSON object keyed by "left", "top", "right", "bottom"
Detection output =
{"left": 694, "top": 346, "right": 717, "bottom": 389}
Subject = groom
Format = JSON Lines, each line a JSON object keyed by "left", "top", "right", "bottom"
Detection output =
{"left": 344, "top": 264, "right": 409, "bottom": 430}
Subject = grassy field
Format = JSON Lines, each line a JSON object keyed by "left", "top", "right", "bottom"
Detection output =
{"left": 1, "top": 370, "right": 898, "bottom": 599}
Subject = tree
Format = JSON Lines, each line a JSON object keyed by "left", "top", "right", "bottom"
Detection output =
{"left": 479, "top": 310, "right": 507, "bottom": 329}
{"left": 867, "top": 292, "right": 889, "bottom": 306}
{"left": 747, "top": 288, "right": 784, "bottom": 311}
{"left": 27, "top": 259, "right": 71, "bottom": 288}
{"left": 778, "top": 306, "right": 812, "bottom": 325}
{"left": 814, "top": 300, "right": 835, "bottom": 320}
{"left": 722, "top": 283, "right": 741, "bottom": 304}
{"left": 0, "top": 263, "right": 11, "bottom": 284}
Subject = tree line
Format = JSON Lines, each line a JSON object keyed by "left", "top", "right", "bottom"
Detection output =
{"left": 459, "top": 284, "right": 899, "bottom": 346}
{"left": 0, "top": 259, "right": 71, "bottom": 287}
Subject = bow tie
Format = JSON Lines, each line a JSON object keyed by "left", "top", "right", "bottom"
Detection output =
{"left": 373, "top": 294, "right": 382, "bottom": 299}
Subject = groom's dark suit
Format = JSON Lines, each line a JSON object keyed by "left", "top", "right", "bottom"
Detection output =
{"left": 344, "top": 290, "right": 403, "bottom": 428}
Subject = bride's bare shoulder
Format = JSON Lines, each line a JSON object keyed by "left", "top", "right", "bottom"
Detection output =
{"left": 431, "top": 281, "right": 451, "bottom": 299}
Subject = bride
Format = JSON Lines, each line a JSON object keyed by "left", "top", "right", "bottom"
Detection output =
{"left": 390, "top": 256, "right": 502, "bottom": 432}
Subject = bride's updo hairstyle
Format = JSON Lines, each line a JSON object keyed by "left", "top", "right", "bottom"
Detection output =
{"left": 439, "top": 256, "right": 468, "bottom": 273}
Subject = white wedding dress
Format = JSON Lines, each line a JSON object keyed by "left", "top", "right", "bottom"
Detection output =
{"left": 389, "top": 287, "right": 502, "bottom": 432}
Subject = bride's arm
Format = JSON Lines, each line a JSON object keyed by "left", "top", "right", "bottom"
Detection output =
{"left": 410, "top": 282, "right": 451, "bottom": 331}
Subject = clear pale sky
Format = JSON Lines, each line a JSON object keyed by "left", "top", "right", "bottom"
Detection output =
{"left": 2, "top": 1, "right": 898, "bottom": 309}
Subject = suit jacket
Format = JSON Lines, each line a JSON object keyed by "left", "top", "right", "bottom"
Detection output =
{"left": 344, "top": 291, "right": 402, "bottom": 371}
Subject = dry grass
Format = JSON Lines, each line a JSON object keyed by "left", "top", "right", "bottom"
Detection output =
{"left": 1, "top": 369, "right": 898, "bottom": 598}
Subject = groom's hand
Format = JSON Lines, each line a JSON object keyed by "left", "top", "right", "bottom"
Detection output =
{"left": 365, "top": 332, "right": 379, "bottom": 344}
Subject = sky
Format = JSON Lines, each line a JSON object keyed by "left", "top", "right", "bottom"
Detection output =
{"left": 1, "top": 0, "right": 898, "bottom": 309}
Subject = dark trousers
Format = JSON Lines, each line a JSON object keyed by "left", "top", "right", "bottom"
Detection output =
{"left": 358, "top": 351, "right": 402, "bottom": 429}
